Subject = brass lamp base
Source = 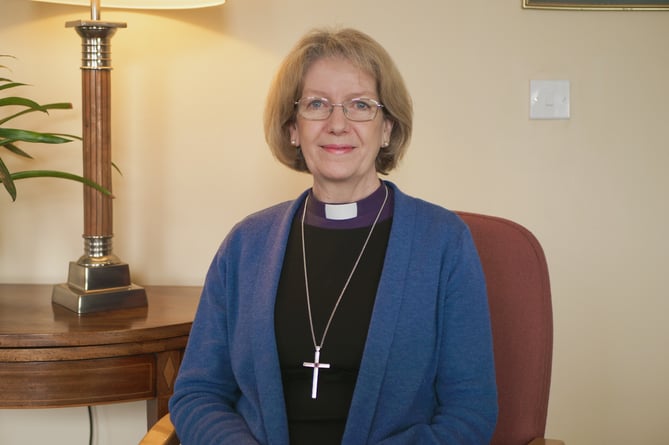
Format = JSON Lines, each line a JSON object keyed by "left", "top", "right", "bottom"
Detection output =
{"left": 52, "top": 261, "right": 147, "bottom": 314}
{"left": 52, "top": 17, "right": 146, "bottom": 315}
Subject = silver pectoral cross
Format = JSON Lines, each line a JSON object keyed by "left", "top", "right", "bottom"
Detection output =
{"left": 302, "top": 346, "right": 331, "bottom": 399}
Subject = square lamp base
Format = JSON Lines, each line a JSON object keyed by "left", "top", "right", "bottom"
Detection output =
{"left": 52, "top": 261, "right": 147, "bottom": 314}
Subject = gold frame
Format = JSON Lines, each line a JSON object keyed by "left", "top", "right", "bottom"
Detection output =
{"left": 523, "top": 0, "right": 669, "bottom": 9}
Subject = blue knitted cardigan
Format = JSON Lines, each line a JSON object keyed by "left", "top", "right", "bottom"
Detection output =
{"left": 169, "top": 181, "right": 498, "bottom": 444}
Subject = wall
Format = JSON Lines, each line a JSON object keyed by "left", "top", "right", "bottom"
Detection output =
{"left": 1, "top": 0, "right": 668, "bottom": 443}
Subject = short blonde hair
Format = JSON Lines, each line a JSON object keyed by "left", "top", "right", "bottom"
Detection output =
{"left": 264, "top": 27, "right": 413, "bottom": 174}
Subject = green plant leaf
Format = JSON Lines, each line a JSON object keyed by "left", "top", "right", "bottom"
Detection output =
{"left": 49, "top": 132, "right": 81, "bottom": 141}
{"left": 0, "top": 157, "right": 17, "bottom": 201}
{"left": 1, "top": 141, "right": 33, "bottom": 158}
{"left": 0, "top": 101, "right": 73, "bottom": 126}
{"left": 0, "top": 128, "right": 72, "bottom": 144}
{"left": 2, "top": 170, "right": 114, "bottom": 201}
{"left": 37, "top": 102, "right": 72, "bottom": 110}
{"left": 0, "top": 82, "right": 28, "bottom": 92}
{"left": 0, "top": 96, "right": 47, "bottom": 111}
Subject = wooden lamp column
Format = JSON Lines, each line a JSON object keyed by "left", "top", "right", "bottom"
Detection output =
{"left": 52, "top": 12, "right": 146, "bottom": 313}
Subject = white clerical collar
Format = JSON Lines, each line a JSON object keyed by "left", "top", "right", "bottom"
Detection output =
{"left": 324, "top": 202, "right": 358, "bottom": 220}
{"left": 304, "top": 183, "right": 392, "bottom": 229}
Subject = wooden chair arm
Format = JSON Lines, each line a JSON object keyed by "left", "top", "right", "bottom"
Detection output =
{"left": 139, "top": 414, "right": 179, "bottom": 445}
{"left": 528, "top": 439, "right": 565, "bottom": 445}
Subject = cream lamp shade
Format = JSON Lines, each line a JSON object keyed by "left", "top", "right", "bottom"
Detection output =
{"left": 32, "top": 0, "right": 225, "bottom": 8}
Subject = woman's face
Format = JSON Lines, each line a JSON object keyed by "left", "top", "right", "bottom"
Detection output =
{"left": 289, "top": 57, "right": 393, "bottom": 202}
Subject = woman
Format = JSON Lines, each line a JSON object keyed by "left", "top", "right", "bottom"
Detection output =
{"left": 169, "top": 27, "right": 498, "bottom": 444}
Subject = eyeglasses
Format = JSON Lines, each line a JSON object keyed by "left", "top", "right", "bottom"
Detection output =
{"left": 294, "top": 97, "right": 384, "bottom": 122}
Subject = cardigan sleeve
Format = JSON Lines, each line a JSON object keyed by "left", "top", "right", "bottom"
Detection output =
{"left": 370, "top": 211, "right": 498, "bottom": 444}
{"left": 169, "top": 242, "right": 262, "bottom": 445}
{"left": 432, "top": 223, "right": 498, "bottom": 442}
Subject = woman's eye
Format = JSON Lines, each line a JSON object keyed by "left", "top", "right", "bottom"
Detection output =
{"left": 307, "top": 99, "right": 326, "bottom": 110}
{"left": 352, "top": 100, "right": 371, "bottom": 110}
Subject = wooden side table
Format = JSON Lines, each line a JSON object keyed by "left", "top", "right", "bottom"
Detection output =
{"left": 0, "top": 284, "right": 201, "bottom": 429}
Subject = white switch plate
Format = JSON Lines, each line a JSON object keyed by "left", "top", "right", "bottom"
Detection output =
{"left": 530, "top": 80, "right": 570, "bottom": 120}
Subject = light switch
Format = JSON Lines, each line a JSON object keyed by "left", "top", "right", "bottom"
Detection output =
{"left": 530, "top": 80, "right": 570, "bottom": 120}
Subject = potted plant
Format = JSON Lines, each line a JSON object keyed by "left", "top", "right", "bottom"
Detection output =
{"left": 0, "top": 55, "right": 110, "bottom": 201}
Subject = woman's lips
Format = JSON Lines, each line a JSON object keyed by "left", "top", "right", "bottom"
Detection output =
{"left": 322, "top": 144, "right": 354, "bottom": 154}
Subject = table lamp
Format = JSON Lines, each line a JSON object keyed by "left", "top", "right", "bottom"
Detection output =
{"left": 32, "top": 0, "right": 225, "bottom": 313}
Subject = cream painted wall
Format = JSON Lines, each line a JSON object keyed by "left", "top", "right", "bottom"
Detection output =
{"left": 1, "top": 0, "right": 668, "bottom": 443}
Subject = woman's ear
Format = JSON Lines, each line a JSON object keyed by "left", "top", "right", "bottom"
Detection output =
{"left": 383, "top": 118, "right": 393, "bottom": 145}
{"left": 289, "top": 122, "right": 299, "bottom": 147}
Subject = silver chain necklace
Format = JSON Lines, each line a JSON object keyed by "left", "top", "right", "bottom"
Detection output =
{"left": 300, "top": 183, "right": 389, "bottom": 399}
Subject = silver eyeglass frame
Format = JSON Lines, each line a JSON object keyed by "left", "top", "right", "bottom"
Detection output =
{"left": 294, "top": 97, "right": 384, "bottom": 122}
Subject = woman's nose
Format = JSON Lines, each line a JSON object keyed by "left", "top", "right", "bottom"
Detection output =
{"left": 328, "top": 105, "right": 349, "bottom": 133}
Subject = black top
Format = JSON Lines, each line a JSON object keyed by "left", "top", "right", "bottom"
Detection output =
{"left": 274, "top": 191, "right": 392, "bottom": 444}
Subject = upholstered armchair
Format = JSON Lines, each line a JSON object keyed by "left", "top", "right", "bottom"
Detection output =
{"left": 457, "top": 212, "right": 563, "bottom": 445}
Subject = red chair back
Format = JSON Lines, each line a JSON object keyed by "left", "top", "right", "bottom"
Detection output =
{"left": 457, "top": 212, "right": 553, "bottom": 445}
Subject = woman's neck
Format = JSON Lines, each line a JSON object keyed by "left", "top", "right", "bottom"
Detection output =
{"left": 311, "top": 177, "right": 382, "bottom": 204}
